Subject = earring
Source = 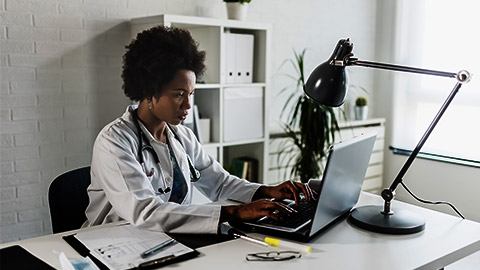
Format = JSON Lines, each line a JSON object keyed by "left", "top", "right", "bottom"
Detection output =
{"left": 147, "top": 98, "right": 153, "bottom": 110}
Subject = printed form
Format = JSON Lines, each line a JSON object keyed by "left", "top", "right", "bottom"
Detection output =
{"left": 75, "top": 224, "right": 193, "bottom": 269}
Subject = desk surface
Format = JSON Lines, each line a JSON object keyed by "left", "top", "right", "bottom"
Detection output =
{"left": 1, "top": 192, "right": 480, "bottom": 270}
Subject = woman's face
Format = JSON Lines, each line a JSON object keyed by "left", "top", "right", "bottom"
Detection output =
{"left": 151, "top": 69, "right": 196, "bottom": 126}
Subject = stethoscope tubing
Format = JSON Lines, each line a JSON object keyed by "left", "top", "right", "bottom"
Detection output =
{"left": 132, "top": 109, "right": 201, "bottom": 195}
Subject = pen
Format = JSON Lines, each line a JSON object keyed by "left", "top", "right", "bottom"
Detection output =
{"left": 264, "top": 237, "right": 311, "bottom": 253}
{"left": 140, "top": 238, "right": 176, "bottom": 259}
{"left": 234, "top": 233, "right": 270, "bottom": 247}
{"left": 227, "top": 227, "right": 269, "bottom": 247}
{"left": 137, "top": 254, "right": 176, "bottom": 269}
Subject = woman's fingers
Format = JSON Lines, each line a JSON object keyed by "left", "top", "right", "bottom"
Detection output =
{"left": 288, "top": 181, "right": 318, "bottom": 203}
{"left": 247, "top": 199, "right": 297, "bottom": 220}
{"left": 300, "top": 182, "right": 317, "bottom": 202}
{"left": 287, "top": 180, "right": 302, "bottom": 204}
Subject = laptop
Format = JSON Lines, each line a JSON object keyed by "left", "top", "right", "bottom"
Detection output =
{"left": 231, "top": 131, "right": 377, "bottom": 242}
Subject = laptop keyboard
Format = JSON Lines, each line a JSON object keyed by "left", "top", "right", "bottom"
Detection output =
{"left": 258, "top": 199, "right": 317, "bottom": 229}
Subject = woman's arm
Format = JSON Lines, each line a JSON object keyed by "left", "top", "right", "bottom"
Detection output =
{"left": 88, "top": 122, "right": 223, "bottom": 234}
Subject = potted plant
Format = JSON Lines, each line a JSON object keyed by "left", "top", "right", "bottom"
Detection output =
{"left": 354, "top": 96, "right": 368, "bottom": 120}
{"left": 277, "top": 49, "right": 342, "bottom": 183}
{"left": 224, "top": 0, "right": 251, "bottom": 20}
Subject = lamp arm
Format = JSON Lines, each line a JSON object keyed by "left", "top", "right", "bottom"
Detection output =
{"left": 348, "top": 59, "right": 458, "bottom": 79}
{"left": 387, "top": 82, "right": 462, "bottom": 190}
{"left": 343, "top": 58, "right": 472, "bottom": 214}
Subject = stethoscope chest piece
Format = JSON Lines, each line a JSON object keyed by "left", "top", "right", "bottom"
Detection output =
{"left": 157, "top": 187, "right": 171, "bottom": 195}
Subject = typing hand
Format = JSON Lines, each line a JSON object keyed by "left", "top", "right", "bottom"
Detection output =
{"left": 220, "top": 199, "right": 298, "bottom": 223}
{"left": 253, "top": 181, "right": 318, "bottom": 205}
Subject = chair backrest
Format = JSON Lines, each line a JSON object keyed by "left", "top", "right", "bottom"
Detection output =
{"left": 48, "top": 166, "right": 91, "bottom": 234}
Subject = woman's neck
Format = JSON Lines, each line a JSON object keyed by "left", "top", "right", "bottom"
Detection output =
{"left": 136, "top": 101, "right": 168, "bottom": 143}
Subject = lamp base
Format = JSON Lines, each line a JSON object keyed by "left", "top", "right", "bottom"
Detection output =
{"left": 349, "top": 205, "right": 426, "bottom": 234}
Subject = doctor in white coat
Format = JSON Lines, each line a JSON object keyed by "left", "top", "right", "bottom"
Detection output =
{"left": 83, "top": 26, "right": 315, "bottom": 234}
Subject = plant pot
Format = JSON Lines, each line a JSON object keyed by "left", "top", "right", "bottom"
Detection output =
{"left": 226, "top": 2, "right": 248, "bottom": 20}
{"left": 354, "top": 106, "right": 368, "bottom": 121}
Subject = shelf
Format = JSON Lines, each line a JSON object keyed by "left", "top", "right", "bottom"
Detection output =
{"left": 201, "top": 142, "right": 221, "bottom": 148}
{"left": 131, "top": 14, "right": 271, "bottom": 30}
{"left": 195, "top": 83, "right": 221, "bottom": 89}
{"left": 223, "top": 83, "right": 266, "bottom": 88}
{"left": 337, "top": 118, "right": 386, "bottom": 129}
{"left": 270, "top": 118, "right": 386, "bottom": 137}
{"left": 222, "top": 138, "right": 266, "bottom": 147}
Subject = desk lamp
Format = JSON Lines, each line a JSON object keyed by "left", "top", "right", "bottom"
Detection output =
{"left": 304, "top": 38, "right": 470, "bottom": 234}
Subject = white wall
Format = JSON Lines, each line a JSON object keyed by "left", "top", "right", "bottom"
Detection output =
{"left": 388, "top": 156, "right": 480, "bottom": 222}
{"left": 0, "top": 0, "right": 379, "bottom": 243}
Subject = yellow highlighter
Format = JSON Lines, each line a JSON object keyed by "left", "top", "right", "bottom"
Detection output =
{"left": 264, "top": 237, "right": 311, "bottom": 253}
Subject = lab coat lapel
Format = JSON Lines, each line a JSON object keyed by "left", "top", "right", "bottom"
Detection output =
{"left": 165, "top": 126, "right": 192, "bottom": 204}
{"left": 136, "top": 121, "right": 174, "bottom": 202}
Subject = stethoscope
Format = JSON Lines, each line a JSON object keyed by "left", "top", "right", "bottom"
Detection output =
{"left": 132, "top": 109, "right": 201, "bottom": 194}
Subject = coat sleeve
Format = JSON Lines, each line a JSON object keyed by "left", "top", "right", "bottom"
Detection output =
{"left": 174, "top": 126, "right": 263, "bottom": 203}
{"left": 89, "top": 123, "right": 222, "bottom": 234}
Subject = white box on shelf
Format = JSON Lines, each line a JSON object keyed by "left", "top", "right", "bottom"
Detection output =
{"left": 224, "top": 87, "right": 263, "bottom": 142}
{"left": 199, "top": 118, "right": 210, "bottom": 143}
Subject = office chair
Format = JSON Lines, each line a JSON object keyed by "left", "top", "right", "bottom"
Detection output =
{"left": 48, "top": 166, "right": 91, "bottom": 234}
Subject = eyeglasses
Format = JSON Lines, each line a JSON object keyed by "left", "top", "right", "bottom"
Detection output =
{"left": 246, "top": 251, "right": 301, "bottom": 261}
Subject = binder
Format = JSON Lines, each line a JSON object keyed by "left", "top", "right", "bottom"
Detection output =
{"left": 225, "top": 33, "right": 237, "bottom": 83}
{"left": 236, "top": 34, "right": 254, "bottom": 83}
{"left": 62, "top": 225, "right": 200, "bottom": 270}
{"left": 224, "top": 33, "right": 254, "bottom": 84}
{"left": 230, "top": 157, "right": 259, "bottom": 182}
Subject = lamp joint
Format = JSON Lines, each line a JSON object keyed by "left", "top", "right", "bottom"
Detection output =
{"left": 456, "top": 70, "right": 471, "bottom": 84}
{"left": 381, "top": 188, "right": 395, "bottom": 215}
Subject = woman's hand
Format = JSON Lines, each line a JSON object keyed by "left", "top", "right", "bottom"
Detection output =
{"left": 253, "top": 180, "right": 317, "bottom": 205}
{"left": 219, "top": 181, "right": 317, "bottom": 224}
{"left": 220, "top": 199, "right": 297, "bottom": 223}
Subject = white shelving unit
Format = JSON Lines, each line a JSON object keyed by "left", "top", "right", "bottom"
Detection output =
{"left": 269, "top": 118, "right": 386, "bottom": 192}
{"left": 130, "top": 14, "right": 271, "bottom": 183}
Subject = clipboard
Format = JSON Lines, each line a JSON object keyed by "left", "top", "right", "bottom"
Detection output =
{"left": 62, "top": 225, "right": 199, "bottom": 270}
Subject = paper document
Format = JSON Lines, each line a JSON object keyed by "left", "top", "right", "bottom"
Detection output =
{"left": 74, "top": 224, "right": 193, "bottom": 270}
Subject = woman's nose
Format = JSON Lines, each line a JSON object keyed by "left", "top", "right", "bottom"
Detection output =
{"left": 183, "top": 96, "right": 192, "bottom": 110}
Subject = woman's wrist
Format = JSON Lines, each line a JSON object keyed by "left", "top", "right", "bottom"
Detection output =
{"left": 252, "top": 185, "right": 270, "bottom": 201}
{"left": 219, "top": 205, "right": 238, "bottom": 223}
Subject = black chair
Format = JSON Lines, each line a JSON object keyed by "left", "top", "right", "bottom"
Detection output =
{"left": 48, "top": 166, "right": 91, "bottom": 234}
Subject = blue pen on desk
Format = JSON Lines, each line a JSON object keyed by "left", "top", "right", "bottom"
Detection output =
{"left": 140, "top": 238, "right": 176, "bottom": 259}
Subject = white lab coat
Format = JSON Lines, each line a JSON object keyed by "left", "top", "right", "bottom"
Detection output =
{"left": 84, "top": 106, "right": 262, "bottom": 233}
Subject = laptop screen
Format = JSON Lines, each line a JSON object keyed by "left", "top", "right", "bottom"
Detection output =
{"left": 310, "top": 131, "right": 377, "bottom": 235}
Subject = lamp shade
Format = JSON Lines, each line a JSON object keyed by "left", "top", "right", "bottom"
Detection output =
{"left": 304, "top": 39, "right": 354, "bottom": 107}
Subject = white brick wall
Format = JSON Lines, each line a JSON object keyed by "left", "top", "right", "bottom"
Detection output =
{"left": 0, "top": 0, "right": 378, "bottom": 243}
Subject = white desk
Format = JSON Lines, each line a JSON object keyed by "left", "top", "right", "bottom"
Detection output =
{"left": 1, "top": 192, "right": 480, "bottom": 270}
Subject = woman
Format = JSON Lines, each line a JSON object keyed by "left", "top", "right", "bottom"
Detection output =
{"left": 84, "top": 26, "right": 315, "bottom": 234}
